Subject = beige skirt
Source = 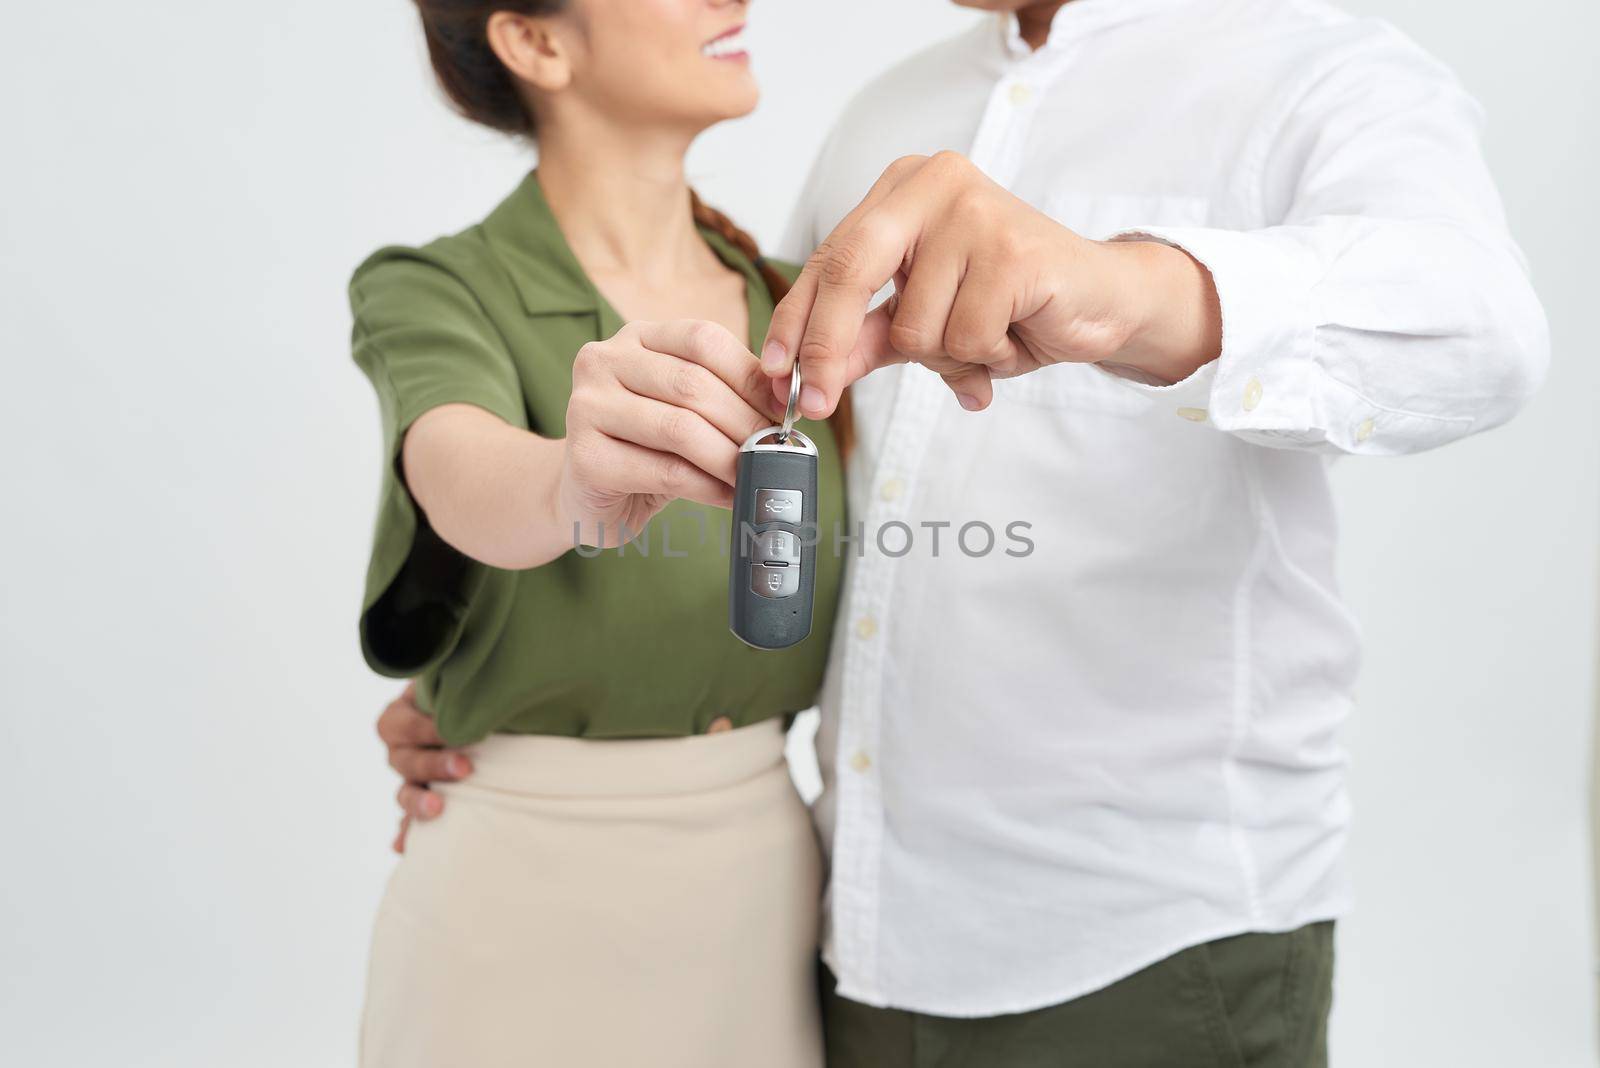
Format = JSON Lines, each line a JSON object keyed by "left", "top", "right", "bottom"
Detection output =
{"left": 360, "top": 718, "right": 823, "bottom": 1068}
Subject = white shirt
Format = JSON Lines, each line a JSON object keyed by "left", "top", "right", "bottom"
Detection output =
{"left": 781, "top": 0, "right": 1548, "bottom": 1017}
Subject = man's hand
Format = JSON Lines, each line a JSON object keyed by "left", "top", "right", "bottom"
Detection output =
{"left": 760, "top": 152, "right": 1221, "bottom": 416}
{"left": 376, "top": 683, "right": 472, "bottom": 854}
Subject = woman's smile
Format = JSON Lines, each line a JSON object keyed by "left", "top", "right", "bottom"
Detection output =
{"left": 701, "top": 23, "right": 749, "bottom": 63}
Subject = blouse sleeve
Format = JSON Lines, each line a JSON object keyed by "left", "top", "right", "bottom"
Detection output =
{"left": 348, "top": 248, "right": 527, "bottom": 677}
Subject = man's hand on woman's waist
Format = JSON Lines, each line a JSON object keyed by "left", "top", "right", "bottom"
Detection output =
{"left": 378, "top": 683, "right": 472, "bottom": 854}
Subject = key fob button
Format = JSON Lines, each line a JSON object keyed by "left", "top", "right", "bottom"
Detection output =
{"left": 750, "top": 563, "right": 800, "bottom": 599}
{"left": 753, "top": 530, "right": 801, "bottom": 565}
{"left": 753, "top": 489, "right": 803, "bottom": 524}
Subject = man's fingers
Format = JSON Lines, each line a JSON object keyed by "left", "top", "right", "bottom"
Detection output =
{"left": 764, "top": 156, "right": 931, "bottom": 403}
{"left": 397, "top": 782, "right": 444, "bottom": 821}
{"left": 389, "top": 745, "right": 473, "bottom": 785}
{"left": 762, "top": 260, "right": 818, "bottom": 379}
{"left": 944, "top": 261, "right": 1020, "bottom": 366}
{"left": 805, "top": 154, "right": 994, "bottom": 408}
{"left": 393, "top": 815, "right": 411, "bottom": 855}
{"left": 843, "top": 303, "right": 913, "bottom": 386}
{"left": 794, "top": 216, "right": 915, "bottom": 418}
{"left": 376, "top": 688, "right": 444, "bottom": 748}
{"left": 931, "top": 357, "right": 997, "bottom": 411}
{"left": 771, "top": 302, "right": 911, "bottom": 409}
{"left": 888, "top": 247, "right": 963, "bottom": 362}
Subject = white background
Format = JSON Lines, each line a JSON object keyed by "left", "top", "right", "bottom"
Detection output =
{"left": 0, "top": 1, "right": 1594, "bottom": 1065}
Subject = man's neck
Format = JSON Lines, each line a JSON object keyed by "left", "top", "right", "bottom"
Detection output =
{"left": 1016, "top": 0, "right": 1070, "bottom": 50}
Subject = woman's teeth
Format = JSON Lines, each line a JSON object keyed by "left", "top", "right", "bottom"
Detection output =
{"left": 702, "top": 28, "right": 747, "bottom": 59}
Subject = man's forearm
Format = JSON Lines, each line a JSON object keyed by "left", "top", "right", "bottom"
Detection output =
{"left": 1093, "top": 239, "right": 1223, "bottom": 387}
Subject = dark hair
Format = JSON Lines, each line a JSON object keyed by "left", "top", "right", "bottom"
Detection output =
{"left": 414, "top": 0, "right": 853, "bottom": 452}
{"left": 415, "top": 1, "right": 562, "bottom": 136}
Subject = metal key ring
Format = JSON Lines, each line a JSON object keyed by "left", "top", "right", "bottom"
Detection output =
{"left": 779, "top": 361, "right": 802, "bottom": 443}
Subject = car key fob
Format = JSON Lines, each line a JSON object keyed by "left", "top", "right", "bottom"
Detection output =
{"left": 728, "top": 426, "right": 818, "bottom": 650}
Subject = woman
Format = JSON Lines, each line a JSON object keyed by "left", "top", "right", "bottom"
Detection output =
{"left": 351, "top": 2, "right": 848, "bottom": 1065}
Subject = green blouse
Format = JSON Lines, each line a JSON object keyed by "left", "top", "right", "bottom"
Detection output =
{"left": 349, "top": 172, "right": 844, "bottom": 745}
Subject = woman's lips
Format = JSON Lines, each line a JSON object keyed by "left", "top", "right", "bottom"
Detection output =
{"left": 701, "top": 24, "right": 749, "bottom": 61}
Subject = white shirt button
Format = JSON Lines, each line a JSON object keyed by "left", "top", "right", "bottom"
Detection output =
{"left": 1176, "top": 407, "right": 1208, "bottom": 422}
{"left": 1356, "top": 418, "right": 1376, "bottom": 443}
{"left": 1242, "top": 377, "right": 1264, "bottom": 412}
{"left": 879, "top": 477, "right": 905, "bottom": 502}
{"left": 850, "top": 750, "right": 873, "bottom": 773}
{"left": 1008, "top": 82, "right": 1034, "bottom": 106}
{"left": 855, "top": 616, "right": 879, "bottom": 640}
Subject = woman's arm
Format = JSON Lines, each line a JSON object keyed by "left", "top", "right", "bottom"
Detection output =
{"left": 402, "top": 405, "right": 571, "bottom": 570}
{"left": 402, "top": 319, "right": 781, "bottom": 570}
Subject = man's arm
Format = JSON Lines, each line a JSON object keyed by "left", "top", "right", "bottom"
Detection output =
{"left": 759, "top": 150, "right": 1222, "bottom": 415}
{"left": 1097, "top": 34, "right": 1549, "bottom": 453}
{"left": 763, "top": 38, "right": 1548, "bottom": 455}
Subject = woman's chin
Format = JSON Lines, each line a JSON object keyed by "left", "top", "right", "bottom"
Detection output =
{"left": 648, "top": 77, "right": 759, "bottom": 134}
{"left": 703, "top": 81, "right": 761, "bottom": 123}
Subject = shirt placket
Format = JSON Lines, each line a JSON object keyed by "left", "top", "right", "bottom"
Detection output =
{"left": 824, "top": 36, "right": 1071, "bottom": 1004}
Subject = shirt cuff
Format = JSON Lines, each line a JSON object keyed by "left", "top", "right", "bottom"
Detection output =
{"left": 1097, "top": 226, "right": 1330, "bottom": 446}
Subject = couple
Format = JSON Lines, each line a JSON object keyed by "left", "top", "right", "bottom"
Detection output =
{"left": 351, "top": 0, "right": 1547, "bottom": 1065}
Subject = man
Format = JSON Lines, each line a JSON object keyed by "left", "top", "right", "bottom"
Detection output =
{"left": 378, "top": 0, "right": 1547, "bottom": 1063}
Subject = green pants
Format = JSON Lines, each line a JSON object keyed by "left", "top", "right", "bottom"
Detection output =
{"left": 822, "top": 923, "right": 1334, "bottom": 1068}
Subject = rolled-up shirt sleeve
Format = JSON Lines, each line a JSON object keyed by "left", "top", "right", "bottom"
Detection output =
{"left": 1108, "top": 29, "right": 1549, "bottom": 455}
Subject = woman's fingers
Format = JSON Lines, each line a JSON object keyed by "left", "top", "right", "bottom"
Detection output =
{"left": 610, "top": 346, "right": 774, "bottom": 447}
{"left": 633, "top": 320, "right": 783, "bottom": 427}
{"left": 589, "top": 392, "right": 747, "bottom": 487}
{"left": 564, "top": 319, "right": 809, "bottom": 518}
{"left": 582, "top": 390, "right": 742, "bottom": 486}
{"left": 568, "top": 431, "right": 733, "bottom": 509}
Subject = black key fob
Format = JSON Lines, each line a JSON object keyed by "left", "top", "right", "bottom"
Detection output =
{"left": 728, "top": 427, "right": 818, "bottom": 650}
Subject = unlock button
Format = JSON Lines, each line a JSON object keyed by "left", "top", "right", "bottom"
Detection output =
{"left": 750, "top": 563, "right": 799, "bottom": 599}
{"left": 754, "top": 530, "right": 800, "bottom": 565}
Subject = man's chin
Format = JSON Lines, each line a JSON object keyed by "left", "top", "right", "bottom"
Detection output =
{"left": 950, "top": 0, "right": 1036, "bottom": 11}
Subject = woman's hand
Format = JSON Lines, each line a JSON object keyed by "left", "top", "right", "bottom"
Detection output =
{"left": 557, "top": 319, "right": 780, "bottom": 548}
{"left": 404, "top": 319, "right": 778, "bottom": 568}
